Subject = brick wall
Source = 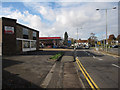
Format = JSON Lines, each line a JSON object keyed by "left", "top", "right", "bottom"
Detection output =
{"left": 2, "top": 17, "right": 17, "bottom": 55}
{"left": 0, "top": 19, "right": 2, "bottom": 55}
{"left": 16, "top": 25, "right": 23, "bottom": 38}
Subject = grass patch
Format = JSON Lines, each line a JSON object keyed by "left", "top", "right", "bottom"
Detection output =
{"left": 50, "top": 52, "right": 63, "bottom": 60}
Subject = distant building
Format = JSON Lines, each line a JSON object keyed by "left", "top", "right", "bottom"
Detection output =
{"left": 75, "top": 40, "right": 89, "bottom": 47}
{"left": 0, "top": 17, "right": 39, "bottom": 55}
{"left": 39, "top": 37, "right": 62, "bottom": 48}
{"left": 108, "top": 34, "right": 120, "bottom": 45}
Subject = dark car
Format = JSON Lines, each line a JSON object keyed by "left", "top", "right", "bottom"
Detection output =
{"left": 112, "top": 45, "right": 118, "bottom": 48}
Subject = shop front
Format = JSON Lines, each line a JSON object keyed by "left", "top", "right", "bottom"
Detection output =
{"left": 16, "top": 38, "right": 36, "bottom": 52}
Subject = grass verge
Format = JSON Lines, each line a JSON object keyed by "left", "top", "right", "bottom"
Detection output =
{"left": 50, "top": 52, "right": 63, "bottom": 60}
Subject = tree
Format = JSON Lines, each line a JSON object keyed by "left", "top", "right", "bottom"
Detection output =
{"left": 71, "top": 38, "right": 74, "bottom": 44}
{"left": 108, "top": 34, "right": 116, "bottom": 45}
{"left": 88, "top": 33, "right": 97, "bottom": 47}
{"left": 64, "top": 32, "right": 68, "bottom": 45}
{"left": 116, "top": 34, "right": 120, "bottom": 41}
{"left": 109, "top": 34, "right": 116, "bottom": 40}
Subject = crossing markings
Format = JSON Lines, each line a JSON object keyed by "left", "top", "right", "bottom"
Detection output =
{"left": 76, "top": 57, "right": 99, "bottom": 90}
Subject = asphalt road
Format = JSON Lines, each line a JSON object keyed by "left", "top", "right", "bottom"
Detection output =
{"left": 76, "top": 49, "right": 119, "bottom": 88}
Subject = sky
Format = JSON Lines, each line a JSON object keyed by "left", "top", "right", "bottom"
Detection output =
{"left": 0, "top": 0, "right": 119, "bottom": 40}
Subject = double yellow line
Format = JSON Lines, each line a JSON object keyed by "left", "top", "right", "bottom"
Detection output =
{"left": 76, "top": 57, "right": 100, "bottom": 90}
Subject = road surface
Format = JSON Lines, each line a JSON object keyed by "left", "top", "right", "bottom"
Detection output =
{"left": 76, "top": 49, "right": 119, "bottom": 88}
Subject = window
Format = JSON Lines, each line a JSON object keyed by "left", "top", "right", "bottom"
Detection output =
{"left": 23, "top": 41, "right": 30, "bottom": 48}
{"left": 23, "top": 28, "right": 28, "bottom": 35}
{"left": 31, "top": 41, "right": 36, "bottom": 48}
{"left": 33, "top": 31, "right": 37, "bottom": 40}
{"left": 23, "top": 28, "right": 28, "bottom": 39}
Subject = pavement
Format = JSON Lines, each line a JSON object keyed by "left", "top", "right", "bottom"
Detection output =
{"left": 95, "top": 47, "right": 120, "bottom": 57}
{"left": 41, "top": 51, "right": 83, "bottom": 88}
{"left": 76, "top": 49, "right": 119, "bottom": 88}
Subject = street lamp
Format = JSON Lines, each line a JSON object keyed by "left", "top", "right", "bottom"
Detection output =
{"left": 96, "top": 6, "right": 116, "bottom": 52}
{"left": 77, "top": 27, "right": 82, "bottom": 40}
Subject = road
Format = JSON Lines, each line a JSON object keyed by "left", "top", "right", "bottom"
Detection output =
{"left": 76, "top": 49, "right": 119, "bottom": 88}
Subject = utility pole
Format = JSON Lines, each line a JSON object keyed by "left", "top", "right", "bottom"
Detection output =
{"left": 77, "top": 28, "right": 78, "bottom": 40}
{"left": 105, "top": 9, "right": 108, "bottom": 52}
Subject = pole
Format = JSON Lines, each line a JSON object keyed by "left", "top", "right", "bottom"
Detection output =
{"left": 106, "top": 9, "right": 108, "bottom": 52}
{"left": 77, "top": 28, "right": 78, "bottom": 40}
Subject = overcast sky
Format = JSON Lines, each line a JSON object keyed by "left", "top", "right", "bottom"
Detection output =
{"left": 0, "top": 0, "right": 119, "bottom": 40}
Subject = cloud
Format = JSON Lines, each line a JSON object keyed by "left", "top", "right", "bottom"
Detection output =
{"left": 2, "top": 0, "right": 120, "bottom": 2}
{"left": 1, "top": 2, "right": 118, "bottom": 40}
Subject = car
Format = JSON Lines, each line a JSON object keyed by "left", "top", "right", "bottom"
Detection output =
{"left": 85, "top": 46, "right": 90, "bottom": 49}
{"left": 112, "top": 45, "right": 118, "bottom": 48}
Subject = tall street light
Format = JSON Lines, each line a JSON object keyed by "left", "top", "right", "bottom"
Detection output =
{"left": 77, "top": 27, "right": 82, "bottom": 40}
{"left": 96, "top": 6, "right": 116, "bottom": 52}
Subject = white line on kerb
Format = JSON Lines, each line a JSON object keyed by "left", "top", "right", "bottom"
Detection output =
{"left": 112, "top": 64, "right": 120, "bottom": 68}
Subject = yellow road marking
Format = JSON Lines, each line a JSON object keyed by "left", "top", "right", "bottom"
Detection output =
{"left": 76, "top": 58, "right": 99, "bottom": 90}
{"left": 40, "top": 48, "right": 73, "bottom": 51}
{"left": 76, "top": 60, "right": 95, "bottom": 89}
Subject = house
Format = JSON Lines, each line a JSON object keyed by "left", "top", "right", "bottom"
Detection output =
{"left": 75, "top": 39, "right": 89, "bottom": 47}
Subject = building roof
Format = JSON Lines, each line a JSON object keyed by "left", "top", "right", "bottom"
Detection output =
{"left": 39, "top": 37, "right": 61, "bottom": 40}
{"left": 1, "top": 17, "right": 17, "bottom": 21}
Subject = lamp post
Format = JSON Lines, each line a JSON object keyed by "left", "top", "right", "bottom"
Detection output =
{"left": 77, "top": 27, "right": 82, "bottom": 40}
{"left": 96, "top": 6, "right": 116, "bottom": 52}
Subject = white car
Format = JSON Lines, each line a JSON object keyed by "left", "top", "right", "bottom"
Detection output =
{"left": 85, "top": 46, "right": 89, "bottom": 49}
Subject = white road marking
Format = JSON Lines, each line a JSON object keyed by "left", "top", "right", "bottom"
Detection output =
{"left": 112, "top": 64, "right": 120, "bottom": 68}
{"left": 93, "top": 56, "right": 103, "bottom": 60}
{"left": 114, "top": 56, "right": 117, "bottom": 58}
{"left": 93, "top": 56, "right": 96, "bottom": 58}
{"left": 98, "top": 58, "right": 103, "bottom": 61}
{"left": 85, "top": 51, "right": 90, "bottom": 56}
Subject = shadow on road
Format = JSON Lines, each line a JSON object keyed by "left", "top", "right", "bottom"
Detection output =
{"left": 2, "top": 70, "right": 43, "bottom": 89}
{"left": 21, "top": 50, "right": 74, "bottom": 57}
{"left": 2, "top": 59, "right": 24, "bottom": 68}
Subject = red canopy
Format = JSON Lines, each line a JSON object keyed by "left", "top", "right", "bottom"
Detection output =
{"left": 39, "top": 37, "right": 61, "bottom": 40}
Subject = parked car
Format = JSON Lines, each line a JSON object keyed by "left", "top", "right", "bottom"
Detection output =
{"left": 112, "top": 45, "right": 118, "bottom": 48}
{"left": 85, "top": 46, "right": 90, "bottom": 49}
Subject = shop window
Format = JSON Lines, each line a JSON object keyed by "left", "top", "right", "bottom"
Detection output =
{"left": 31, "top": 41, "right": 36, "bottom": 48}
{"left": 23, "top": 41, "right": 30, "bottom": 48}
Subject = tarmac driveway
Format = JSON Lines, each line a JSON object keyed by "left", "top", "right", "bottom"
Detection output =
{"left": 3, "top": 51, "right": 62, "bottom": 89}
